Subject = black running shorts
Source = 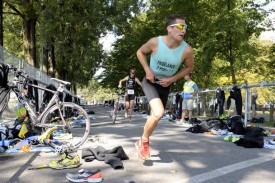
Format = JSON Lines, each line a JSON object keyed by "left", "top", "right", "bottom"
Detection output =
{"left": 141, "top": 77, "right": 170, "bottom": 107}
{"left": 125, "top": 94, "right": 135, "bottom": 101}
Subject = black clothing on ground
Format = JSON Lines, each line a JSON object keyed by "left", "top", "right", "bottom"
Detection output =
{"left": 234, "top": 127, "right": 264, "bottom": 148}
{"left": 81, "top": 146, "right": 129, "bottom": 170}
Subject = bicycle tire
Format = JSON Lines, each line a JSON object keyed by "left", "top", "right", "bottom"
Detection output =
{"left": 41, "top": 102, "right": 91, "bottom": 152}
{"left": 0, "top": 89, "right": 10, "bottom": 114}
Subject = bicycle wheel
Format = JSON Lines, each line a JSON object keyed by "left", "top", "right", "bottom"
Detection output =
{"left": 0, "top": 89, "right": 10, "bottom": 117}
{"left": 41, "top": 102, "right": 90, "bottom": 153}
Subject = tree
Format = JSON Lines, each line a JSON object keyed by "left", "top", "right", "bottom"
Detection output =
{"left": 0, "top": 0, "right": 3, "bottom": 46}
{"left": 101, "top": 0, "right": 273, "bottom": 91}
{"left": 4, "top": 0, "right": 39, "bottom": 66}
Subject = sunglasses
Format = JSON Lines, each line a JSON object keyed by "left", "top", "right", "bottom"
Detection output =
{"left": 170, "top": 24, "right": 187, "bottom": 30}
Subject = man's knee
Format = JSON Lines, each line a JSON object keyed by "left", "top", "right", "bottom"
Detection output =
{"left": 151, "top": 109, "right": 164, "bottom": 121}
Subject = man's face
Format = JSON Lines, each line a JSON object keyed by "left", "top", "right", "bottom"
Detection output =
{"left": 130, "top": 69, "right": 136, "bottom": 76}
{"left": 168, "top": 19, "right": 187, "bottom": 41}
{"left": 184, "top": 75, "right": 190, "bottom": 80}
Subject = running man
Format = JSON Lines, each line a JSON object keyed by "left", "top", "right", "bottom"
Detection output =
{"left": 136, "top": 14, "right": 194, "bottom": 160}
{"left": 118, "top": 68, "right": 142, "bottom": 120}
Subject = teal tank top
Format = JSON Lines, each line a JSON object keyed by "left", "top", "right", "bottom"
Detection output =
{"left": 150, "top": 36, "right": 188, "bottom": 79}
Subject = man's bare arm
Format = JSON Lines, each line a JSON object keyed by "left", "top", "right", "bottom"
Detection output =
{"left": 135, "top": 77, "right": 142, "bottom": 87}
{"left": 118, "top": 76, "right": 129, "bottom": 87}
{"left": 136, "top": 37, "right": 158, "bottom": 83}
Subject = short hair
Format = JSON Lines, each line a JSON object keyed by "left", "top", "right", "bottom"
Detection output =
{"left": 130, "top": 68, "right": 136, "bottom": 72}
{"left": 166, "top": 14, "right": 186, "bottom": 27}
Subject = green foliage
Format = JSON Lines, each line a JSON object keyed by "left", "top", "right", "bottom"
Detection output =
{"left": 3, "top": 11, "right": 24, "bottom": 58}
{"left": 3, "top": 0, "right": 143, "bottom": 89}
{"left": 2, "top": 0, "right": 274, "bottom": 102}
{"left": 78, "top": 78, "right": 117, "bottom": 102}
{"left": 101, "top": 0, "right": 274, "bottom": 93}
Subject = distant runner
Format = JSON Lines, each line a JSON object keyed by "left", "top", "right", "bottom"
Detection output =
{"left": 118, "top": 68, "right": 142, "bottom": 121}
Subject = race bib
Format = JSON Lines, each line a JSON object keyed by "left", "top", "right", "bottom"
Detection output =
{"left": 127, "top": 89, "right": 134, "bottom": 95}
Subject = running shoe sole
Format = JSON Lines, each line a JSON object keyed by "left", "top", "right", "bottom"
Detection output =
{"left": 66, "top": 176, "right": 103, "bottom": 183}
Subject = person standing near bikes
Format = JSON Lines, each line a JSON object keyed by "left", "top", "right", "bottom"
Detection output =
{"left": 135, "top": 14, "right": 195, "bottom": 160}
{"left": 118, "top": 68, "right": 142, "bottom": 121}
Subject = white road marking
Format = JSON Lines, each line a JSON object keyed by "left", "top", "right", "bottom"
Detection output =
{"left": 177, "top": 153, "right": 275, "bottom": 183}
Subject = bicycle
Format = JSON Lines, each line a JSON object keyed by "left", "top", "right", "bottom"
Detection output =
{"left": 110, "top": 90, "right": 125, "bottom": 124}
{"left": 0, "top": 62, "right": 90, "bottom": 154}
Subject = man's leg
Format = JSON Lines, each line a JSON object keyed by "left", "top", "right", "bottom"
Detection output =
{"left": 181, "top": 109, "right": 187, "bottom": 121}
{"left": 136, "top": 98, "right": 164, "bottom": 160}
{"left": 187, "top": 99, "right": 194, "bottom": 121}
{"left": 128, "top": 99, "right": 135, "bottom": 119}
{"left": 142, "top": 98, "right": 164, "bottom": 141}
{"left": 125, "top": 100, "right": 130, "bottom": 118}
{"left": 188, "top": 110, "right": 193, "bottom": 121}
{"left": 181, "top": 100, "right": 187, "bottom": 123}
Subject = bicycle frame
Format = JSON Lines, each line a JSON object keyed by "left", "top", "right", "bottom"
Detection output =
{"left": 2, "top": 71, "right": 67, "bottom": 126}
{"left": 15, "top": 82, "right": 64, "bottom": 124}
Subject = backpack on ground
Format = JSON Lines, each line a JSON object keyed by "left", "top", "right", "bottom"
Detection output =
{"left": 228, "top": 115, "right": 245, "bottom": 135}
{"left": 190, "top": 118, "right": 202, "bottom": 125}
{"left": 206, "top": 118, "right": 229, "bottom": 131}
{"left": 235, "top": 127, "right": 264, "bottom": 148}
{"left": 251, "top": 117, "right": 265, "bottom": 123}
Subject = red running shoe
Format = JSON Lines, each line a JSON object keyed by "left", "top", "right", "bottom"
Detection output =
{"left": 135, "top": 138, "right": 150, "bottom": 160}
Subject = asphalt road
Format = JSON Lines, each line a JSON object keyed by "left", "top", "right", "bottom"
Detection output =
{"left": 1, "top": 105, "right": 275, "bottom": 183}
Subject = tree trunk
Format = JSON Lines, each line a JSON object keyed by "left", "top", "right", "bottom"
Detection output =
{"left": 73, "top": 84, "right": 77, "bottom": 95}
{"left": 227, "top": 0, "right": 236, "bottom": 85}
{"left": 0, "top": 0, "right": 3, "bottom": 46}
{"left": 228, "top": 38, "right": 236, "bottom": 84}
{"left": 23, "top": 18, "right": 37, "bottom": 66}
{"left": 47, "top": 44, "right": 56, "bottom": 77}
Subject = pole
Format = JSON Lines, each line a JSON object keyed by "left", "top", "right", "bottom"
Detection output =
{"left": 244, "top": 86, "right": 249, "bottom": 127}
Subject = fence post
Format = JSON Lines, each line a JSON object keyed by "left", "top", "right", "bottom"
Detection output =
{"left": 197, "top": 102, "right": 200, "bottom": 116}
{"left": 196, "top": 93, "right": 200, "bottom": 116}
{"left": 243, "top": 84, "right": 249, "bottom": 127}
{"left": 203, "top": 93, "right": 206, "bottom": 116}
{"left": 210, "top": 105, "right": 214, "bottom": 116}
{"left": 270, "top": 104, "right": 274, "bottom": 126}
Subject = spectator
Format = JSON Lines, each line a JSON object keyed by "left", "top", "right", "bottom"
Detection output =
{"left": 180, "top": 73, "right": 199, "bottom": 127}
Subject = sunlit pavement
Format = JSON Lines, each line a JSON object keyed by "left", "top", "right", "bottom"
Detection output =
{"left": 1, "top": 105, "right": 275, "bottom": 183}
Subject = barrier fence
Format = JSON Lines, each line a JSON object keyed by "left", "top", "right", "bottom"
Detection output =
{"left": 137, "top": 83, "right": 274, "bottom": 127}
{"left": 0, "top": 46, "right": 79, "bottom": 121}
{"left": 165, "top": 82, "right": 275, "bottom": 126}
